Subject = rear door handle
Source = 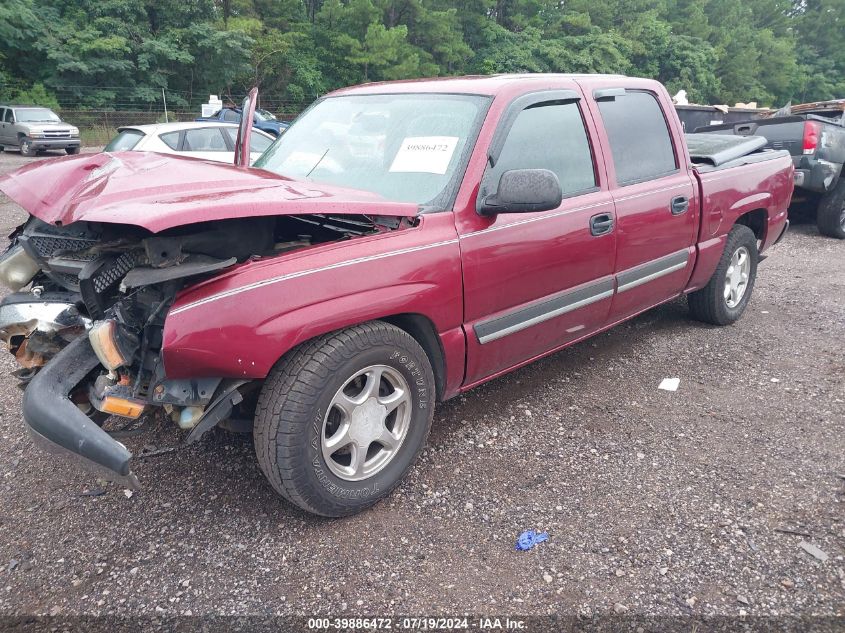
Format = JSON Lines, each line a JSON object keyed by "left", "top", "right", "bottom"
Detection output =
{"left": 670, "top": 196, "right": 689, "bottom": 215}
{"left": 590, "top": 213, "right": 614, "bottom": 236}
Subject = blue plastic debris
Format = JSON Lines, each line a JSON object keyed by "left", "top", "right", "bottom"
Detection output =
{"left": 515, "top": 530, "right": 549, "bottom": 551}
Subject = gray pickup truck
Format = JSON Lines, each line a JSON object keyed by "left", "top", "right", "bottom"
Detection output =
{"left": 0, "top": 105, "right": 81, "bottom": 157}
{"left": 699, "top": 99, "right": 845, "bottom": 239}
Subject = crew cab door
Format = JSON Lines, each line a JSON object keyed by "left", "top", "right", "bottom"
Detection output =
{"left": 457, "top": 90, "right": 617, "bottom": 386}
{"left": 584, "top": 85, "right": 697, "bottom": 320}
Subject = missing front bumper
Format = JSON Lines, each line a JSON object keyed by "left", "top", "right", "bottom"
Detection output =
{"left": 22, "top": 335, "right": 139, "bottom": 488}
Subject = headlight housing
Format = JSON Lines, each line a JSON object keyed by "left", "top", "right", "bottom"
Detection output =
{"left": 88, "top": 320, "right": 139, "bottom": 371}
{"left": 27, "top": 132, "right": 44, "bottom": 138}
{"left": 0, "top": 245, "right": 39, "bottom": 291}
{"left": 69, "top": 127, "right": 79, "bottom": 136}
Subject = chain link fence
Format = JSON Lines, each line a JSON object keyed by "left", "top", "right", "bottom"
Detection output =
{"left": 58, "top": 106, "right": 306, "bottom": 147}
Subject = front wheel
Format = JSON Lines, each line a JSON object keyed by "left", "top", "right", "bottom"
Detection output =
{"left": 817, "top": 179, "right": 845, "bottom": 239}
{"left": 66, "top": 146, "right": 81, "bottom": 155}
{"left": 688, "top": 224, "right": 759, "bottom": 325}
{"left": 253, "top": 321, "right": 435, "bottom": 517}
{"left": 19, "top": 140, "right": 36, "bottom": 157}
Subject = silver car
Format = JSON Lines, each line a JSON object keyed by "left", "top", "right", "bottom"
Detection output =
{"left": 0, "top": 105, "right": 81, "bottom": 157}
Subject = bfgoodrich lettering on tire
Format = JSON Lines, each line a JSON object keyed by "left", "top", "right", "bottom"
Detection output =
{"left": 688, "top": 224, "right": 759, "bottom": 326}
{"left": 253, "top": 321, "right": 435, "bottom": 517}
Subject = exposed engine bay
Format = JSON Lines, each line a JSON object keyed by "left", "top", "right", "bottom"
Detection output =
{"left": 0, "top": 212, "right": 404, "bottom": 437}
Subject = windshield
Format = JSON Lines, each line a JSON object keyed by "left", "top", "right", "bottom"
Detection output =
{"left": 255, "top": 109, "right": 276, "bottom": 121}
{"left": 16, "top": 108, "right": 61, "bottom": 123}
{"left": 254, "top": 93, "right": 489, "bottom": 206}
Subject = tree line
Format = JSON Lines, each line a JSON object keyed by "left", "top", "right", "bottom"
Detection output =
{"left": 0, "top": 0, "right": 842, "bottom": 113}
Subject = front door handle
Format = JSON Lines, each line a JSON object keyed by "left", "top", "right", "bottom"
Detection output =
{"left": 670, "top": 196, "right": 689, "bottom": 215}
{"left": 590, "top": 213, "right": 614, "bottom": 236}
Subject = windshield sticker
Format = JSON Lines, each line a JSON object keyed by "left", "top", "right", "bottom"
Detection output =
{"left": 389, "top": 136, "right": 459, "bottom": 175}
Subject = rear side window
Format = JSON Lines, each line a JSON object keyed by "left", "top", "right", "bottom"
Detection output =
{"left": 104, "top": 129, "right": 145, "bottom": 151}
{"left": 184, "top": 128, "right": 228, "bottom": 151}
{"left": 597, "top": 91, "right": 677, "bottom": 185}
{"left": 159, "top": 131, "right": 180, "bottom": 150}
{"left": 486, "top": 102, "right": 596, "bottom": 197}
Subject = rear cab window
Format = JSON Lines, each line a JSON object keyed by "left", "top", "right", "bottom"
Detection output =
{"left": 596, "top": 91, "right": 677, "bottom": 185}
{"left": 484, "top": 99, "right": 597, "bottom": 199}
{"left": 105, "top": 129, "right": 145, "bottom": 151}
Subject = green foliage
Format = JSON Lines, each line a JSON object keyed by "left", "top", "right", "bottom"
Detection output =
{"left": 0, "top": 0, "right": 840, "bottom": 112}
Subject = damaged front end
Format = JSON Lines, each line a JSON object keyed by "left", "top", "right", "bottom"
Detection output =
{"left": 0, "top": 211, "right": 395, "bottom": 485}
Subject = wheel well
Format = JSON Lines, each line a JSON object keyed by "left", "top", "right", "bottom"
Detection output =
{"left": 381, "top": 313, "right": 446, "bottom": 402}
{"left": 735, "top": 208, "right": 767, "bottom": 242}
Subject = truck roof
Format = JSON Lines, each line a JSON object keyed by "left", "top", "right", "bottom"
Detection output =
{"left": 329, "top": 73, "right": 629, "bottom": 97}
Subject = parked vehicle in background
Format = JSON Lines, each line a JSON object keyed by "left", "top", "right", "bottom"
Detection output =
{"left": 675, "top": 104, "right": 769, "bottom": 133}
{"left": 104, "top": 122, "right": 275, "bottom": 164}
{"left": 0, "top": 75, "right": 792, "bottom": 517}
{"left": 195, "top": 106, "right": 290, "bottom": 137}
{"left": 698, "top": 99, "right": 845, "bottom": 239}
{"left": 0, "top": 105, "right": 81, "bottom": 157}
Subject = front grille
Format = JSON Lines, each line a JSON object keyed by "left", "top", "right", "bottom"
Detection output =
{"left": 43, "top": 131, "right": 72, "bottom": 138}
{"left": 29, "top": 235, "right": 98, "bottom": 259}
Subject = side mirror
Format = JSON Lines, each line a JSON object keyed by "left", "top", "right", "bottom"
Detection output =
{"left": 478, "top": 169, "right": 563, "bottom": 216}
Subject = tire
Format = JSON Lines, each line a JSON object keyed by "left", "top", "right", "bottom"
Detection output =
{"left": 254, "top": 321, "right": 436, "bottom": 517}
{"left": 66, "top": 147, "right": 80, "bottom": 155}
{"left": 0, "top": 146, "right": 4, "bottom": 153}
{"left": 688, "top": 224, "right": 758, "bottom": 326}
{"left": 816, "top": 179, "right": 845, "bottom": 239}
{"left": 19, "top": 139, "right": 36, "bottom": 157}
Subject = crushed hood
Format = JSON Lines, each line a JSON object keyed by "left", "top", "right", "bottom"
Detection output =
{"left": 0, "top": 152, "right": 419, "bottom": 233}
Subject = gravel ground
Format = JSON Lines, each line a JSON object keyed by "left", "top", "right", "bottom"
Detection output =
{"left": 0, "top": 148, "right": 843, "bottom": 625}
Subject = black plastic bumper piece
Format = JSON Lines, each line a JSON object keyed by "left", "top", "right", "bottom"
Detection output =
{"left": 22, "top": 335, "right": 139, "bottom": 488}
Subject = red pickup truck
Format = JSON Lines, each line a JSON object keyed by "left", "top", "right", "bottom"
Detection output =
{"left": 0, "top": 75, "right": 792, "bottom": 516}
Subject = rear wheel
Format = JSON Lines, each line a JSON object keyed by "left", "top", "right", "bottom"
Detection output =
{"left": 253, "top": 321, "right": 435, "bottom": 516}
{"left": 688, "top": 224, "right": 758, "bottom": 325}
{"left": 817, "top": 179, "right": 845, "bottom": 239}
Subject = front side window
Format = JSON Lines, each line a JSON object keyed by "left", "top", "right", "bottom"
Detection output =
{"left": 14, "top": 108, "right": 60, "bottom": 123}
{"left": 485, "top": 101, "right": 597, "bottom": 198}
{"left": 226, "top": 127, "right": 273, "bottom": 153}
{"left": 184, "top": 128, "right": 228, "bottom": 151}
{"left": 5, "top": 109, "right": 16, "bottom": 123}
{"left": 597, "top": 91, "right": 677, "bottom": 185}
{"left": 105, "top": 129, "right": 145, "bottom": 151}
{"left": 255, "top": 93, "right": 489, "bottom": 206}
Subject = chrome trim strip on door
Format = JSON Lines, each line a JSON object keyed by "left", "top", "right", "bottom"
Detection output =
{"left": 475, "top": 277, "right": 615, "bottom": 344}
{"left": 616, "top": 249, "right": 689, "bottom": 293}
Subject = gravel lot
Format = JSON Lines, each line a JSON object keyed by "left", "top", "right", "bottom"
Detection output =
{"left": 0, "top": 148, "right": 843, "bottom": 625}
